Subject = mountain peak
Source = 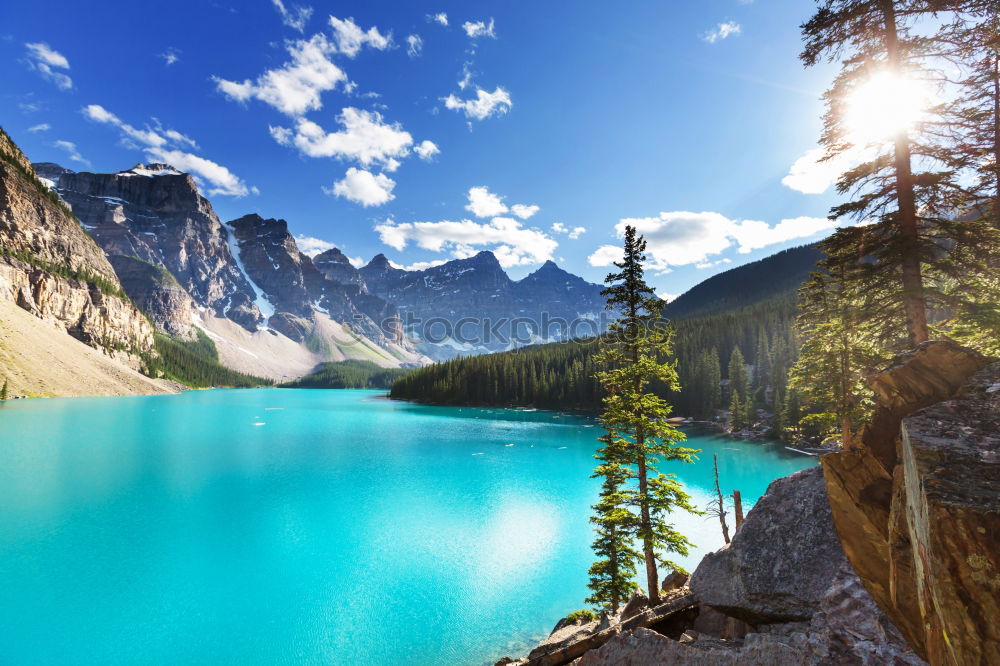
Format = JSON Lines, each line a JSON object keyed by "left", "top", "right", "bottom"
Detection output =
{"left": 119, "top": 163, "right": 185, "bottom": 178}
{"left": 523, "top": 259, "right": 574, "bottom": 281}
{"left": 463, "top": 250, "right": 501, "bottom": 268}
{"left": 313, "top": 247, "right": 352, "bottom": 265}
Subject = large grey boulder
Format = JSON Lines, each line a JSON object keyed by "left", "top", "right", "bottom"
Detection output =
{"left": 689, "top": 467, "right": 846, "bottom": 624}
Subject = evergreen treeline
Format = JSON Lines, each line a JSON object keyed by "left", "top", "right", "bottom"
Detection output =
{"left": 281, "top": 360, "right": 412, "bottom": 389}
{"left": 146, "top": 329, "right": 272, "bottom": 388}
{"left": 390, "top": 292, "right": 800, "bottom": 426}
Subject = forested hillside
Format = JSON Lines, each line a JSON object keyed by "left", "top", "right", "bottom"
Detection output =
{"left": 148, "top": 329, "right": 272, "bottom": 388}
{"left": 391, "top": 244, "right": 817, "bottom": 424}
{"left": 281, "top": 360, "right": 411, "bottom": 389}
{"left": 662, "top": 244, "right": 821, "bottom": 319}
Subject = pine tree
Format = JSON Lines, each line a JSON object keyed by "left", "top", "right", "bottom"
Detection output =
{"left": 704, "top": 348, "right": 722, "bottom": 419}
{"left": 593, "top": 225, "right": 699, "bottom": 606}
{"left": 1, "top": 379, "right": 7, "bottom": 401}
{"left": 939, "top": 6, "right": 1000, "bottom": 227}
{"left": 789, "top": 230, "right": 884, "bottom": 447}
{"left": 586, "top": 431, "right": 639, "bottom": 612}
{"left": 729, "top": 387, "right": 744, "bottom": 431}
{"left": 801, "top": 0, "right": 943, "bottom": 347}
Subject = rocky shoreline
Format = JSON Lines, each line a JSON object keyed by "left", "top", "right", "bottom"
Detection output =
{"left": 494, "top": 465, "right": 923, "bottom": 666}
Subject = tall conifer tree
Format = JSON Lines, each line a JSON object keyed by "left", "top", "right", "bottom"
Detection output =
{"left": 591, "top": 225, "right": 698, "bottom": 606}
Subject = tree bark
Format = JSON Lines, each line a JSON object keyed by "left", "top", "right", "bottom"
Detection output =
{"left": 733, "top": 490, "right": 745, "bottom": 529}
{"left": 637, "top": 446, "right": 659, "bottom": 605}
{"left": 713, "top": 454, "right": 730, "bottom": 544}
{"left": 880, "top": 0, "right": 929, "bottom": 347}
{"left": 992, "top": 51, "right": 1000, "bottom": 227}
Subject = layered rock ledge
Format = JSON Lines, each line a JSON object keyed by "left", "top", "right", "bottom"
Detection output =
{"left": 822, "top": 342, "right": 998, "bottom": 665}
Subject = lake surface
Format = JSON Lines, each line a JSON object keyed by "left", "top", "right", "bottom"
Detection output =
{"left": 0, "top": 389, "right": 813, "bottom": 665}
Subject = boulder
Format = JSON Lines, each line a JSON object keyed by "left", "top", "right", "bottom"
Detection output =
{"left": 690, "top": 467, "right": 845, "bottom": 624}
{"left": 661, "top": 570, "right": 689, "bottom": 592}
{"left": 526, "top": 618, "right": 599, "bottom": 661}
{"left": 619, "top": 590, "right": 649, "bottom": 620}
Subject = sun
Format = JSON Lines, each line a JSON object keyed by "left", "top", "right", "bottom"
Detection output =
{"left": 843, "top": 70, "right": 932, "bottom": 145}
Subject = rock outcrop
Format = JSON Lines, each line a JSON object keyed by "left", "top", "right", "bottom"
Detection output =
{"left": 107, "top": 255, "right": 195, "bottom": 339}
{"left": 0, "top": 128, "right": 155, "bottom": 361}
{"left": 821, "top": 342, "right": 997, "bottom": 665}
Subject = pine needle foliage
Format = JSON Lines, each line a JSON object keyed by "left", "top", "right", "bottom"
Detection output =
{"left": 587, "top": 226, "right": 699, "bottom": 610}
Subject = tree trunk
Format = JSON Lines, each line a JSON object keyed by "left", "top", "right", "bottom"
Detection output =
{"left": 992, "top": 51, "right": 1000, "bottom": 227}
{"left": 713, "top": 454, "right": 730, "bottom": 544}
{"left": 733, "top": 490, "right": 745, "bottom": 529}
{"left": 880, "top": 0, "right": 929, "bottom": 347}
{"left": 637, "top": 445, "right": 659, "bottom": 605}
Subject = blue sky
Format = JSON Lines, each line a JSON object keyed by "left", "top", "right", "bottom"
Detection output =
{"left": 2, "top": 0, "right": 845, "bottom": 298}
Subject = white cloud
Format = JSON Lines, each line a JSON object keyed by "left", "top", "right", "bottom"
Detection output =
{"left": 160, "top": 48, "right": 180, "bottom": 66}
{"left": 414, "top": 139, "right": 440, "bottom": 160}
{"left": 552, "top": 222, "right": 586, "bottom": 239}
{"left": 462, "top": 18, "right": 496, "bottom": 39}
{"left": 27, "top": 123, "right": 50, "bottom": 133}
{"left": 270, "top": 107, "right": 413, "bottom": 168}
{"left": 272, "top": 0, "right": 313, "bottom": 32}
{"left": 443, "top": 86, "right": 512, "bottom": 120}
{"left": 466, "top": 186, "right": 508, "bottom": 217}
{"left": 294, "top": 234, "right": 335, "bottom": 256}
{"left": 702, "top": 21, "right": 741, "bottom": 43}
{"left": 83, "top": 103, "right": 253, "bottom": 197}
{"left": 328, "top": 16, "right": 391, "bottom": 57}
{"left": 781, "top": 146, "right": 872, "bottom": 194}
{"left": 375, "top": 215, "right": 557, "bottom": 268}
{"left": 406, "top": 34, "right": 423, "bottom": 58}
{"left": 458, "top": 62, "right": 473, "bottom": 90}
{"left": 390, "top": 258, "right": 448, "bottom": 271}
{"left": 588, "top": 211, "right": 839, "bottom": 270}
{"left": 511, "top": 204, "right": 540, "bottom": 220}
{"left": 429, "top": 13, "right": 448, "bottom": 26}
{"left": 53, "top": 140, "right": 90, "bottom": 167}
{"left": 330, "top": 167, "right": 395, "bottom": 206}
{"left": 24, "top": 42, "right": 72, "bottom": 90}
{"left": 213, "top": 34, "right": 347, "bottom": 116}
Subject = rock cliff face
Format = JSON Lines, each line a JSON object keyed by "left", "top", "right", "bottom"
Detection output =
{"left": 360, "top": 253, "right": 607, "bottom": 358}
{"left": 821, "top": 341, "right": 997, "bottom": 665}
{"left": 107, "top": 255, "right": 196, "bottom": 339}
{"left": 39, "top": 162, "right": 263, "bottom": 332}
{"left": 0, "top": 129, "right": 154, "bottom": 361}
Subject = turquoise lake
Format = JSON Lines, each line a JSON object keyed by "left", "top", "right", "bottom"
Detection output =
{"left": 0, "top": 389, "right": 814, "bottom": 665}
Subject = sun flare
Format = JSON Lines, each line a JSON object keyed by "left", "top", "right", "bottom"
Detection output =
{"left": 843, "top": 70, "right": 932, "bottom": 145}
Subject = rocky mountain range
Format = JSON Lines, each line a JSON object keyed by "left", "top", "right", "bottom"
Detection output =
{"left": 29, "top": 156, "right": 610, "bottom": 378}
{"left": 359, "top": 252, "right": 607, "bottom": 359}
